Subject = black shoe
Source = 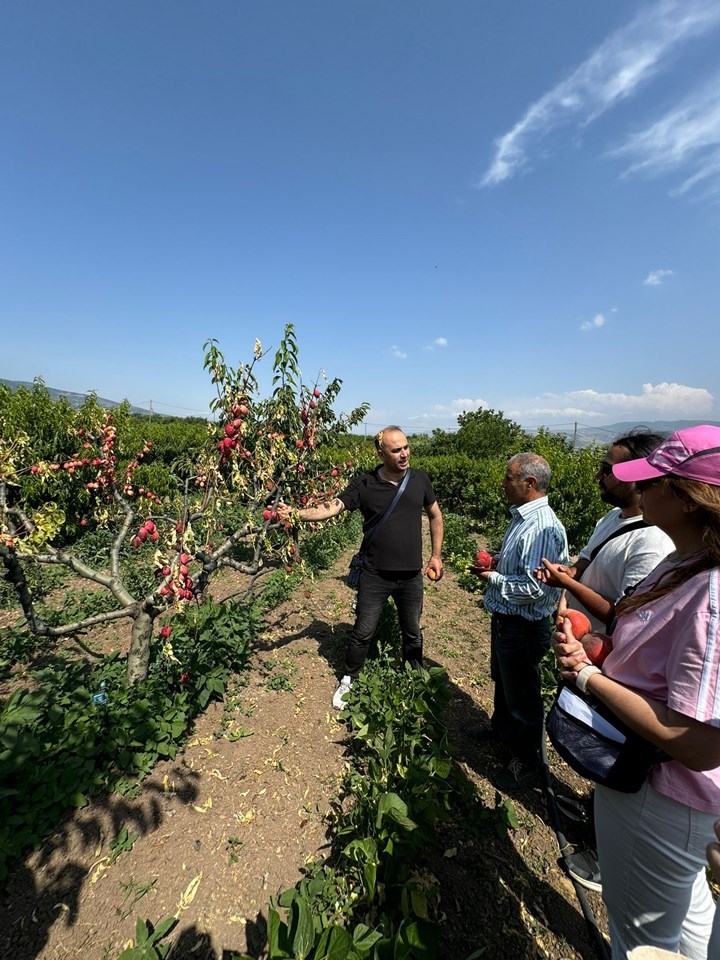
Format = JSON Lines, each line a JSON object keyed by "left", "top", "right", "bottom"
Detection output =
{"left": 494, "top": 757, "right": 542, "bottom": 792}
{"left": 565, "top": 849, "right": 602, "bottom": 892}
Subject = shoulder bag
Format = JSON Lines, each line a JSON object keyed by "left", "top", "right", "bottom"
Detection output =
{"left": 546, "top": 682, "right": 670, "bottom": 793}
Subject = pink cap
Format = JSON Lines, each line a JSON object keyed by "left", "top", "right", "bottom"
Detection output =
{"left": 613, "top": 425, "right": 720, "bottom": 486}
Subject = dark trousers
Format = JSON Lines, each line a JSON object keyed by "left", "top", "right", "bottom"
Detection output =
{"left": 490, "top": 611, "right": 552, "bottom": 767}
{"left": 345, "top": 568, "right": 424, "bottom": 678}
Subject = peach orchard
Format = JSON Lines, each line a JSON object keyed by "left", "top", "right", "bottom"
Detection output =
{"left": 0, "top": 325, "right": 368, "bottom": 683}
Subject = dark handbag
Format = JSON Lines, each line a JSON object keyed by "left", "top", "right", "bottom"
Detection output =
{"left": 346, "top": 469, "right": 411, "bottom": 589}
{"left": 348, "top": 552, "right": 364, "bottom": 588}
{"left": 546, "top": 683, "right": 670, "bottom": 793}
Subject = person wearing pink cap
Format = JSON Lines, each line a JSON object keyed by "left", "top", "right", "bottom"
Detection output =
{"left": 554, "top": 425, "right": 720, "bottom": 959}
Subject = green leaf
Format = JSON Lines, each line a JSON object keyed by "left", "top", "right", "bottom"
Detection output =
{"left": 267, "top": 907, "right": 293, "bottom": 958}
{"left": 290, "top": 898, "right": 315, "bottom": 960}
{"left": 148, "top": 916, "right": 177, "bottom": 943}
{"left": 363, "top": 861, "right": 377, "bottom": 900}
{"left": 403, "top": 920, "right": 439, "bottom": 959}
{"left": 410, "top": 889, "right": 428, "bottom": 920}
{"left": 316, "top": 925, "right": 353, "bottom": 960}
{"left": 135, "top": 917, "right": 149, "bottom": 945}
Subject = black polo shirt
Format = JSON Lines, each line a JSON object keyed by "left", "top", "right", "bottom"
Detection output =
{"left": 338, "top": 467, "right": 437, "bottom": 571}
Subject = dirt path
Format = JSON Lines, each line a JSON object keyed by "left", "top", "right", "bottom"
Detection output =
{"left": 0, "top": 533, "right": 608, "bottom": 960}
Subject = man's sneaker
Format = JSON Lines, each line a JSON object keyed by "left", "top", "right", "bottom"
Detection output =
{"left": 494, "top": 757, "right": 542, "bottom": 792}
{"left": 566, "top": 849, "right": 602, "bottom": 893}
{"left": 332, "top": 676, "right": 353, "bottom": 710}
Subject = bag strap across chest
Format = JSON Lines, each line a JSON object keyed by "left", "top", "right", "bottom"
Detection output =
{"left": 360, "top": 469, "right": 411, "bottom": 553}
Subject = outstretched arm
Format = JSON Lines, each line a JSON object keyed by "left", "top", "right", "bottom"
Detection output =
{"left": 276, "top": 498, "right": 346, "bottom": 523}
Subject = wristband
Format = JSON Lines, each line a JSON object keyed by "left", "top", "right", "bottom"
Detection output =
{"left": 575, "top": 664, "right": 601, "bottom": 694}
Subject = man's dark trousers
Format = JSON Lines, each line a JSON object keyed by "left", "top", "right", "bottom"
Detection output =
{"left": 345, "top": 568, "right": 424, "bottom": 678}
{"left": 490, "top": 612, "right": 552, "bottom": 767}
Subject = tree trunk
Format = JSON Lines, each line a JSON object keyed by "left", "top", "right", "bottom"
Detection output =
{"left": 127, "top": 610, "right": 153, "bottom": 685}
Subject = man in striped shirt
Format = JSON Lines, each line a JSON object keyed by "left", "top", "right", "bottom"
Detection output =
{"left": 475, "top": 452, "right": 569, "bottom": 791}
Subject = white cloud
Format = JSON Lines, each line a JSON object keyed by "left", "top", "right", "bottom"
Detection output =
{"left": 407, "top": 397, "right": 489, "bottom": 423}
{"left": 611, "top": 73, "right": 720, "bottom": 197}
{"left": 643, "top": 268, "right": 675, "bottom": 285}
{"left": 509, "top": 381, "right": 714, "bottom": 423}
{"left": 581, "top": 312, "right": 607, "bottom": 331}
{"left": 423, "top": 337, "right": 449, "bottom": 352}
{"left": 480, "top": 0, "right": 720, "bottom": 187}
{"left": 390, "top": 345, "right": 407, "bottom": 360}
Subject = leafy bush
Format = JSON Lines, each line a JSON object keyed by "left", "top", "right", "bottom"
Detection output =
{"left": 426, "top": 408, "right": 529, "bottom": 460}
{"left": 529, "top": 429, "right": 603, "bottom": 552}
{"left": 298, "top": 511, "right": 363, "bottom": 570}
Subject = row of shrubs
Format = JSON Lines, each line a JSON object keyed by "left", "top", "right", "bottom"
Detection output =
{"left": 1, "top": 383, "right": 607, "bottom": 554}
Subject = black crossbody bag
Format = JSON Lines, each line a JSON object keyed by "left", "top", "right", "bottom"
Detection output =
{"left": 546, "top": 682, "right": 670, "bottom": 793}
{"left": 347, "top": 470, "right": 411, "bottom": 589}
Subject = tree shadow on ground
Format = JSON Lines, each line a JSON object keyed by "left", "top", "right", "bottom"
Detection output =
{"left": 424, "top": 650, "right": 604, "bottom": 960}
{"left": 0, "top": 767, "right": 200, "bottom": 960}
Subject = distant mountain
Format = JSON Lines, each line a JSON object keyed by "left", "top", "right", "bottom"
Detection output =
{"left": 0, "top": 378, "right": 153, "bottom": 416}
{"left": 531, "top": 419, "right": 720, "bottom": 448}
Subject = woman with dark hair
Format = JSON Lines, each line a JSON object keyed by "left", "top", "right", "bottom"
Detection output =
{"left": 554, "top": 425, "right": 720, "bottom": 959}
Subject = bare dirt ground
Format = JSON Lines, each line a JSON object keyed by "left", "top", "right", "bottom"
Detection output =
{"left": 0, "top": 530, "right": 608, "bottom": 960}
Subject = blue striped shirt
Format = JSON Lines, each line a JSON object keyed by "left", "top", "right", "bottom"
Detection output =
{"left": 483, "top": 496, "right": 569, "bottom": 621}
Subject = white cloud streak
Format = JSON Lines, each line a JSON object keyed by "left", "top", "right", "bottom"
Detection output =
{"left": 510, "top": 382, "right": 714, "bottom": 422}
{"left": 643, "top": 268, "right": 674, "bottom": 285}
{"left": 611, "top": 73, "right": 720, "bottom": 197}
{"left": 390, "top": 345, "right": 407, "bottom": 360}
{"left": 407, "top": 397, "right": 488, "bottom": 423}
{"left": 423, "top": 337, "right": 449, "bottom": 352}
{"left": 581, "top": 313, "right": 607, "bottom": 331}
{"left": 481, "top": 0, "right": 720, "bottom": 187}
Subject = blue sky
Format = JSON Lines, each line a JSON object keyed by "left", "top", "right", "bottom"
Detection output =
{"left": 2, "top": 0, "right": 719, "bottom": 433}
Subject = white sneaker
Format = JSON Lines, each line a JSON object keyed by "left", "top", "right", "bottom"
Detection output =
{"left": 332, "top": 676, "right": 353, "bottom": 710}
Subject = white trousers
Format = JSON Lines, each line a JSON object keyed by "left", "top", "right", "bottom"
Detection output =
{"left": 595, "top": 780, "right": 717, "bottom": 959}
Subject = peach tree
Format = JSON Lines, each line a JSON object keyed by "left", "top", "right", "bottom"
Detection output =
{"left": 0, "top": 324, "right": 368, "bottom": 684}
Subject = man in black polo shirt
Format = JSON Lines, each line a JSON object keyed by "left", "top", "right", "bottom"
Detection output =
{"left": 277, "top": 426, "right": 444, "bottom": 708}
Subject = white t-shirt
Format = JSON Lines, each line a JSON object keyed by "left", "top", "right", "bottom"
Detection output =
{"left": 570, "top": 508, "right": 674, "bottom": 631}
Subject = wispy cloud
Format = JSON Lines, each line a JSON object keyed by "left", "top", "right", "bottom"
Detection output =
{"left": 481, "top": 0, "right": 720, "bottom": 187}
{"left": 423, "top": 337, "right": 449, "bottom": 352}
{"left": 408, "top": 397, "right": 488, "bottom": 423}
{"left": 581, "top": 312, "right": 607, "bottom": 331}
{"left": 611, "top": 73, "right": 720, "bottom": 197}
{"left": 390, "top": 345, "right": 407, "bottom": 360}
{"left": 643, "top": 268, "right": 674, "bottom": 285}
{"left": 508, "top": 381, "right": 713, "bottom": 422}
